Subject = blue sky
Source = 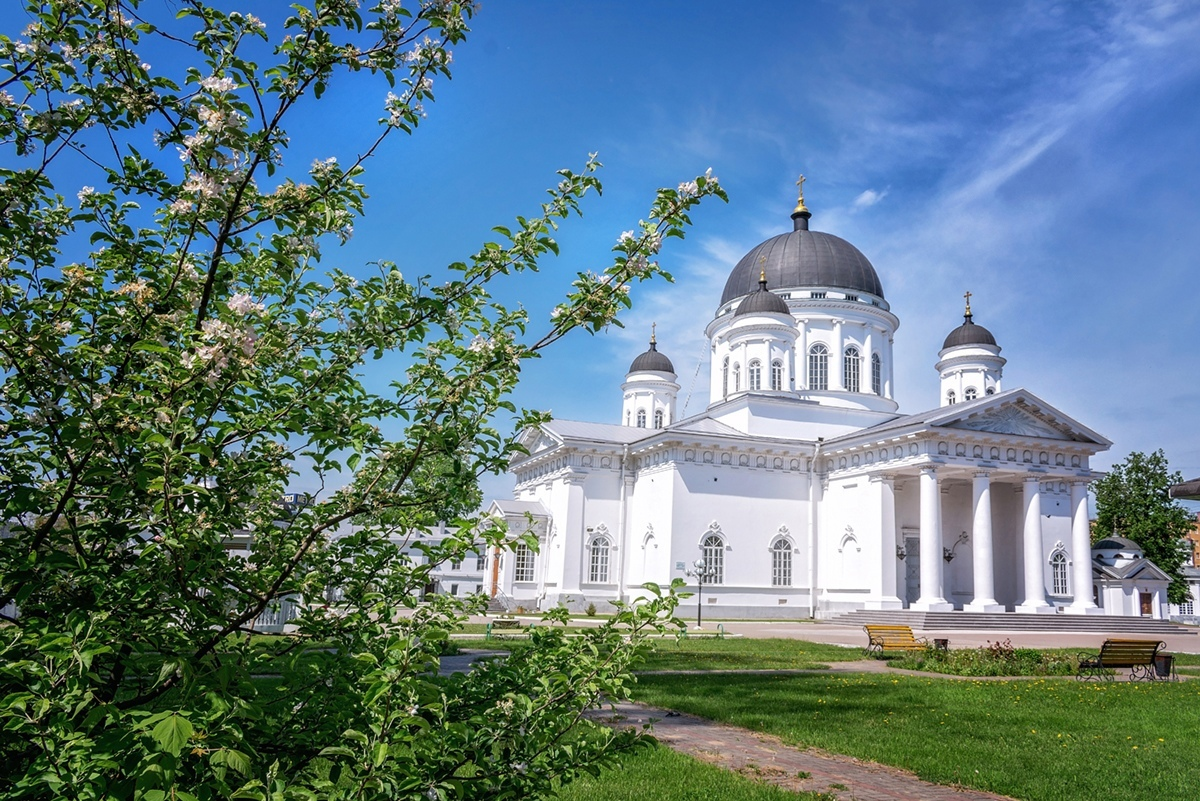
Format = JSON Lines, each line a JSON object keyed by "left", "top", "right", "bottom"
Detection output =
{"left": 5, "top": 1, "right": 1200, "bottom": 510}
{"left": 391, "top": 0, "right": 1200, "bottom": 507}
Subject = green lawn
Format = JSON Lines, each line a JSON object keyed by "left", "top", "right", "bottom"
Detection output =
{"left": 634, "top": 637, "right": 863, "bottom": 671}
{"left": 633, "top": 672, "right": 1200, "bottom": 801}
{"left": 555, "top": 743, "right": 826, "bottom": 801}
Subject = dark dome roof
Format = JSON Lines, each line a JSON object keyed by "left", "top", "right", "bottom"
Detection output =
{"left": 1094, "top": 536, "right": 1141, "bottom": 552}
{"left": 942, "top": 312, "right": 998, "bottom": 349}
{"left": 735, "top": 275, "right": 791, "bottom": 316}
{"left": 720, "top": 215, "right": 884, "bottom": 306}
{"left": 628, "top": 339, "right": 674, "bottom": 374}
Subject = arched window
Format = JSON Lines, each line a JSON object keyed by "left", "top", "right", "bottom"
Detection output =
{"left": 513, "top": 543, "right": 535, "bottom": 582}
{"left": 721, "top": 357, "right": 729, "bottom": 398}
{"left": 1051, "top": 551, "right": 1069, "bottom": 596}
{"left": 808, "top": 343, "right": 828, "bottom": 391}
{"left": 985, "top": 387, "right": 995, "bottom": 396}
{"left": 589, "top": 536, "right": 611, "bottom": 583}
{"left": 843, "top": 346, "right": 861, "bottom": 393}
{"left": 965, "top": 387, "right": 978, "bottom": 401}
{"left": 871, "top": 353, "right": 882, "bottom": 395}
{"left": 702, "top": 534, "right": 724, "bottom": 585}
{"left": 653, "top": 409, "right": 664, "bottom": 429}
{"left": 636, "top": 409, "right": 646, "bottom": 428}
{"left": 771, "top": 359, "right": 783, "bottom": 391}
{"left": 748, "top": 359, "right": 762, "bottom": 390}
{"left": 732, "top": 362, "right": 741, "bottom": 392}
{"left": 625, "top": 410, "right": 631, "bottom": 425}
{"left": 947, "top": 390, "right": 956, "bottom": 405}
{"left": 772, "top": 539, "right": 792, "bottom": 586}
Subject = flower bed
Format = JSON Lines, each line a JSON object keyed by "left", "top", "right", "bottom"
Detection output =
{"left": 890, "top": 639, "right": 1080, "bottom": 677}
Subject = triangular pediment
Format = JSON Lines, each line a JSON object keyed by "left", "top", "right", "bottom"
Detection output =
{"left": 515, "top": 426, "right": 562, "bottom": 458}
{"left": 948, "top": 403, "right": 1072, "bottom": 440}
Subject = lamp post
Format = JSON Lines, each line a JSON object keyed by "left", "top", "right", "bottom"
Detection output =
{"left": 685, "top": 558, "right": 715, "bottom": 630}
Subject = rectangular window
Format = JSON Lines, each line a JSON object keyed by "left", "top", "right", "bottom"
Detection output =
{"left": 1180, "top": 600, "right": 1195, "bottom": 616}
{"left": 772, "top": 548, "right": 791, "bottom": 587}
{"left": 589, "top": 539, "right": 610, "bottom": 583}
{"left": 450, "top": 583, "right": 459, "bottom": 596}
{"left": 514, "top": 544, "right": 535, "bottom": 582}
{"left": 475, "top": 551, "right": 486, "bottom": 571}
{"left": 450, "top": 559, "right": 461, "bottom": 570}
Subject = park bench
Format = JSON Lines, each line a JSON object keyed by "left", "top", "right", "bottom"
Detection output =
{"left": 485, "top": 618, "right": 528, "bottom": 639}
{"left": 864, "top": 624, "right": 928, "bottom": 657}
{"left": 1077, "top": 638, "right": 1172, "bottom": 681}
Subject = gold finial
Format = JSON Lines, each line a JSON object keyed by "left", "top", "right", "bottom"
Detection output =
{"left": 793, "top": 174, "right": 808, "bottom": 214}
{"left": 963, "top": 290, "right": 973, "bottom": 317}
{"left": 760, "top": 268, "right": 766, "bottom": 282}
{"left": 650, "top": 322, "right": 657, "bottom": 345}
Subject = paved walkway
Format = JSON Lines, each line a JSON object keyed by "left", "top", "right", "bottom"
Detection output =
{"left": 592, "top": 700, "right": 1016, "bottom": 801}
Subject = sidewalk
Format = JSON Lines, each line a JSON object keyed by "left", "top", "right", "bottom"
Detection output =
{"left": 593, "top": 700, "right": 1017, "bottom": 801}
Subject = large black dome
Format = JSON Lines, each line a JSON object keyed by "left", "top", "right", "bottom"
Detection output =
{"left": 720, "top": 216, "right": 884, "bottom": 306}
{"left": 942, "top": 314, "right": 998, "bottom": 349}
{"left": 628, "top": 340, "right": 674, "bottom": 374}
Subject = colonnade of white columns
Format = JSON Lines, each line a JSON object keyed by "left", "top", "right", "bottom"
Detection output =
{"left": 893, "top": 467, "right": 1097, "bottom": 613}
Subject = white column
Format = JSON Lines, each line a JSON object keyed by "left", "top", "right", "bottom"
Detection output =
{"left": 833, "top": 320, "right": 845, "bottom": 391}
{"left": 914, "top": 466, "right": 951, "bottom": 611}
{"left": 866, "top": 474, "right": 903, "bottom": 609}
{"left": 965, "top": 471, "right": 1003, "bottom": 612}
{"left": 864, "top": 327, "right": 876, "bottom": 394}
{"left": 886, "top": 337, "right": 895, "bottom": 398}
{"left": 797, "top": 321, "right": 808, "bottom": 390}
{"left": 1017, "top": 476, "right": 1053, "bottom": 613}
{"left": 1065, "top": 479, "right": 1101, "bottom": 614}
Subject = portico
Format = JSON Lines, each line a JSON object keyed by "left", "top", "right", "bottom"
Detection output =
{"left": 822, "top": 391, "right": 1111, "bottom": 614}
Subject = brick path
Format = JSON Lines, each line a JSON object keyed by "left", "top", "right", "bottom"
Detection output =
{"left": 593, "top": 700, "right": 1016, "bottom": 801}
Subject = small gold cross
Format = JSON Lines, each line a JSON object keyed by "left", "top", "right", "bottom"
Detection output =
{"left": 793, "top": 174, "right": 809, "bottom": 214}
{"left": 963, "top": 291, "right": 972, "bottom": 315}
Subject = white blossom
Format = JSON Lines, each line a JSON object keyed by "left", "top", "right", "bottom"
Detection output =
{"left": 468, "top": 334, "right": 491, "bottom": 353}
{"left": 199, "top": 76, "right": 237, "bottom": 93}
{"left": 169, "top": 198, "right": 194, "bottom": 214}
{"left": 618, "top": 230, "right": 635, "bottom": 245}
{"left": 227, "top": 293, "right": 264, "bottom": 316}
{"left": 77, "top": 186, "right": 95, "bottom": 203}
{"left": 677, "top": 180, "right": 698, "bottom": 198}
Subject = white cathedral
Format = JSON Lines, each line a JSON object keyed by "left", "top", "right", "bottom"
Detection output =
{"left": 483, "top": 183, "right": 1170, "bottom": 620}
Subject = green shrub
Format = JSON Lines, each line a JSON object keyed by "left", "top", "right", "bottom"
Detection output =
{"left": 586, "top": 602, "right": 598, "bottom": 617}
{"left": 892, "top": 639, "right": 1079, "bottom": 677}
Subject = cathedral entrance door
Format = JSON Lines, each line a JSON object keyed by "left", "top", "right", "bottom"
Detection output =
{"left": 905, "top": 536, "right": 921, "bottom": 607}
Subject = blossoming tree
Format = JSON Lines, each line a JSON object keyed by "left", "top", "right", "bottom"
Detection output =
{"left": 0, "top": 2, "right": 724, "bottom": 798}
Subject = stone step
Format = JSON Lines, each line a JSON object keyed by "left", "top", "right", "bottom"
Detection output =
{"left": 831, "top": 609, "right": 1194, "bottom": 635}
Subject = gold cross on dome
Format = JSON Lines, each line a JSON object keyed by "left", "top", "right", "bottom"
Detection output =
{"left": 963, "top": 290, "right": 972, "bottom": 316}
{"left": 793, "top": 174, "right": 809, "bottom": 214}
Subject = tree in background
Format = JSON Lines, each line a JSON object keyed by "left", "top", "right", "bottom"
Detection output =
{"left": 1092, "top": 449, "right": 1193, "bottom": 604}
{"left": 0, "top": 1, "right": 722, "bottom": 798}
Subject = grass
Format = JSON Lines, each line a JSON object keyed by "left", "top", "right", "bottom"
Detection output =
{"left": 633, "top": 671, "right": 1200, "bottom": 801}
{"left": 555, "top": 743, "right": 827, "bottom": 801}
{"left": 634, "top": 637, "right": 862, "bottom": 672}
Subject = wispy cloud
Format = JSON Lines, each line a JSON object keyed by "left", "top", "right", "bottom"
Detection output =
{"left": 852, "top": 188, "right": 887, "bottom": 209}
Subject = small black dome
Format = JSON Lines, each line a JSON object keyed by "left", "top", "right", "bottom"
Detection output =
{"left": 628, "top": 338, "right": 674, "bottom": 374}
{"left": 721, "top": 213, "right": 884, "bottom": 306}
{"left": 942, "top": 312, "right": 998, "bottom": 349}
{"left": 735, "top": 274, "right": 791, "bottom": 316}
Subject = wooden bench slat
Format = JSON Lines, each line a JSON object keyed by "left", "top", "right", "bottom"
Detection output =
{"left": 864, "top": 624, "right": 928, "bottom": 656}
{"left": 1077, "top": 638, "right": 1167, "bottom": 682}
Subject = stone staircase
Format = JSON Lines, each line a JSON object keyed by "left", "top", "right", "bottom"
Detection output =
{"left": 829, "top": 608, "right": 1195, "bottom": 635}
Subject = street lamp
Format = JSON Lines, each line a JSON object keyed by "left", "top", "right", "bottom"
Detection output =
{"left": 685, "top": 557, "right": 716, "bottom": 630}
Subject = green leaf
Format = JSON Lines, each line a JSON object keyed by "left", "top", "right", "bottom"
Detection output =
{"left": 150, "top": 713, "right": 193, "bottom": 756}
